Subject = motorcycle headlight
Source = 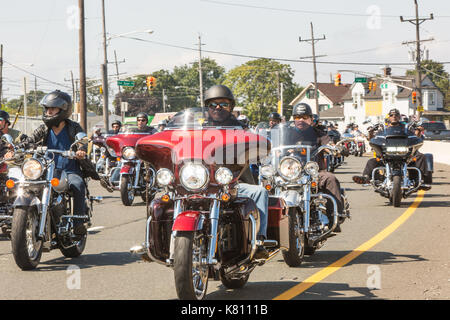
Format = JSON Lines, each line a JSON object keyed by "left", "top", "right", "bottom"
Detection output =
{"left": 22, "top": 159, "right": 43, "bottom": 180}
{"left": 122, "top": 147, "right": 136, "bottom": 160}
{"left": 180, "top": 163, "right": 209, "bottom": 191}
{"left": 386, "top": 146, "right": 408, "bottom": 154}
{"left": 156, "top": 168, "right": 174, "bottom": 186}
{"left": 279, "top": 157, "right": 302, "bottom": 181}
{"left": 304, "top": 161, "right": 319, "bottom": 178}
{"left": 215, "top": 167, "right": 233, "bottom": 185}
{"left": 260, "top": 165, "right": 275, "bottom": 178}
{"left": 107, "top": 146, "right": 116, "bottom": 157}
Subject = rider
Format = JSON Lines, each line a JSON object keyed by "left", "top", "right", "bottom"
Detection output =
{"left": 288, "top": 103, "right": 345, "bottom": 228}
{"left": 237, "top": 114, "right": 250, "bottom": 128}
{"left": 268, "top": 112, "right": 281, "bottom": 129}
{"left": 352, "top": 108, "right": 432, "bottom": 190}
{"left": 0, "top": 110, "right": 25, "bottom": 159}
{"left": 204, "top": 84, "right": 269, "bottom": 259}
{"left": 110, "top": 120, "right": 122, "bottom": 134}
{"left": 16, "top": 90, "right": 99, "bottom": 236}
{"left": 136, "top": 112, "right": 157, "bottom": 134}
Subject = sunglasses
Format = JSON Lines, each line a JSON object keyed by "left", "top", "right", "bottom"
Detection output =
{"left": 293, "top": 115, "right": 310, "bottom": 120}
{"left": 137, "top": 119, "right": 147, "bottom": 122}
{"left": 208, "top": 102, "right": 230, "bottom": 109}
{"left": 389, "top": 114, "right": 400, "bottom": 117}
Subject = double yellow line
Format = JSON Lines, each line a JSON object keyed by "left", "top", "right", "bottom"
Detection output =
{"left": 273, "top": 190, "right": 425, "bottom": 300}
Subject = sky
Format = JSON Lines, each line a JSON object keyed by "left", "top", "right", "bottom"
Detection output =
{"left": 1, "top": 0, "right": 449, "bottom": 106}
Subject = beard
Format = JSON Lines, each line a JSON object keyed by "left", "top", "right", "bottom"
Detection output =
{"left": 295, "top": 120, "right": 311, "bottom": 131}
{"left": 208, "top": 108, "right": 230, "bottom": 122}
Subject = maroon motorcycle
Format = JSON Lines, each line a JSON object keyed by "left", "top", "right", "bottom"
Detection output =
{"left": 130, "top": 108, "right": 289, "bottom": 300}
{"left": 106, "top": 127, "right": 155, "bottom": 206}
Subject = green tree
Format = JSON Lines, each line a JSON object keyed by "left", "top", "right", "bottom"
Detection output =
{"left": 223, "top": 58, "right": 302, "bottom": 125}
{"left": 5, "top": 90, "right": 47, "bottom": 117}
{"left": 406, "top": 59, "right": 450, "bottom": 110}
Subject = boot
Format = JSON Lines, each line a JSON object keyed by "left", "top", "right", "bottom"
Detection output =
{"left": 352, "top": 175, "right": 370, "bottom": 184}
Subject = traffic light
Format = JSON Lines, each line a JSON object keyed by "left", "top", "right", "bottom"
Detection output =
{"left": 99, "top": 85, "right": 103, "bottom": 94}
{"left": 146, "top": 76, "right": 156, "bottom": 90}
{"left": 372, "top": 82, "right": 377, "bottom": 92}
{"left": 334, "top": 73, "right": 341, "bottom": 86}
{"left": 412, "top": 91, "right": 417, "bottom": 104}
{"left": 368, "top": 81, "right": 373, "bottom": 91}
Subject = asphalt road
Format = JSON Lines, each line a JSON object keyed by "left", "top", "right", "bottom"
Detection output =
{"left": 0, "top": 155, "right": 449, "bottom": 300}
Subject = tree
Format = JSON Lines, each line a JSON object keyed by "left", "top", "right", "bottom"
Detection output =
{"left": 5, "top": 90, "right": 47, "bottom": 117}
{"left": 406, "top": 59, "right": 450, "bottom": 110}
{"left": 223, "top": 58, "right": 302, "bottom": 125}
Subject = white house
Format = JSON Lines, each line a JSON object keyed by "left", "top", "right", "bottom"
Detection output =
{"left": 342, "top": 75, "right": 446, "bottom": 131}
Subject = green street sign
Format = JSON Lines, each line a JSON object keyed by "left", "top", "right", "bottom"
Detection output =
{"left": 355, "top": 77, "right": 368, "bottom": 83}
{"left": 117, "top": 80, "right": 135, "bottom": 87}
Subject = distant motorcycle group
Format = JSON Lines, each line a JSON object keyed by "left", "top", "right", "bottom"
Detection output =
{"left": 0, "top": 87, "right": 433, "bottom": 301}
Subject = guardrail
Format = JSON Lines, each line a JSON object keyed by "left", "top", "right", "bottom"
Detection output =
{"left": 421, "top": 141, "right": 450, "bottom": 165}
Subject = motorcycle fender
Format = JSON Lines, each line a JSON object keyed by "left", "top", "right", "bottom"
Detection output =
{"left": 120, "top": 164, "right": 134, "bottom": 175}
{"left": 13, "top": 192, "right": 41, "bottom": 208}
{"left": 424, "top": 153, "right": 434, "bottom": 173}
{"left": 172, "top": 211, "right": 203, "bottom": 232}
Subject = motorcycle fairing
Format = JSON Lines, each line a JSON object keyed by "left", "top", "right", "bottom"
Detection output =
{"left": 172, "top": 210, "right": 204, "bottom": 232}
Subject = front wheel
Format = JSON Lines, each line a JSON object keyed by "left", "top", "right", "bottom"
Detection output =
{"left": 11, "top": 207, "right": 43, "bottom": 270}
{"left": 120, "top": 175, "right": 135, "bottom": 206}
{"left": 282, "top": 208, "right": 305, "bottom": 267}
{"left": 391, "top": 176, "right": 402, "bottom": 207}
{"left": 173, "top": 231, "right": 209, "bottom": 300}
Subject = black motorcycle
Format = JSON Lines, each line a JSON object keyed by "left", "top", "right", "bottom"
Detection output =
{"left": 368, "top": 125, "right": 430, "bottom": 207}
{"left": 8, "top": 133, "right": 102, "bottom": 270}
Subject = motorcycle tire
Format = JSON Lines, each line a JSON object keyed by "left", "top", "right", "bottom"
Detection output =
{"left": 59, "top": 234, "right": 87, "bottom": 258}
{"left": 391, "top": 176, "right": 402, "bottom": 207}
{"left": 174, "top": 231, "right": 209, "bottom": 300}
{"left": 11, "top": 207, "right": 43, "bottom": 270}
{"left": 120, "top": 176, "right": 135, "bottom": 206}
{"left": 282, "top": 208, "right": 305, "bottom": 267}
{"left": 219, "top": 268, "right": 250, "bottom": 289}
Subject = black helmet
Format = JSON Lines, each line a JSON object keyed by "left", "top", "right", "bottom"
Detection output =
{"left": 269, "top": 112, "right": 281, "bottom": 121}
{"left": 204, "top": 85, "right": 235, "bottom": 108}
{"left": 292, "top": 103, "right": 313, "bottom": 117}
{"left": 0, "top": 110, "right": 11, "bottom": 125}
{"left": 136, "top": 112, "right": 148, "bottom": 122}
{"left": 41, "top": 90, "right": 72, "bottom": 128}
{"left": 388, "top": 108, "right": 400, "bottom": 116}
{"left": 111, "top": 120, "right": 122, "bottom": 127}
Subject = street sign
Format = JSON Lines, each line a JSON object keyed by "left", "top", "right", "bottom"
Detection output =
{"left": 380, "top": 83, "right": 389, "bottom": 89}
{"left": 417, "top": 105, "right": 424, "bottom": 112}
{"left": 355, "top": 77, "right": 368, "bottom": 83}
{"left": 120, "top": 101, "right": 129, "bottom": 112}
{"left": 117, "top": 80, "right": 135, "bottom": 87}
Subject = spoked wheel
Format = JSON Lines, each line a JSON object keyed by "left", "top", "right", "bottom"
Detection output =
{"left": 282, "top": 208, "right": 305, "bottom": 267}
{"left": 11, "top": 207, "right": 43, "bottom": 270}
{"left": 120, "top": 176, "right": 135, "bottom": 206}
{"left": 174, "top": 231, "right": 209, "bottom": 300}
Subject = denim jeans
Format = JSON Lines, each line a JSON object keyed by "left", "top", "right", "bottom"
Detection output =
{"left": 237, "top": 183, "right": 268, "bottom": 238}
{"left": 55, "top": 170, "right": 87, "bottom": 216}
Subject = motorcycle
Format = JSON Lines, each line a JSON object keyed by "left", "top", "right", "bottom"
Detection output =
{"left": 259, "top": 124, "right": 350, "bottom": 262}
{"left": 130, "top": 108, "right": 280, "bottom": 300}
{"left": 106, "top": 127, "right": 156, "bottom": 206}
{"left": 342, "top": 132, "right": 357, "bottom": 156}
{"left": 0, "top": 134, "right": 24, "bottom": 237}
{"left": 354, "top": 133, "right": 366, "bottom": 157}
{"left": 91, "top": 133, "right": 118, "bottom": 177}
{"left": 368, "top": 125, "right": 430, "bottom": 207}
{"left": 7, "top": 133, "right": 102, "bottom": 270}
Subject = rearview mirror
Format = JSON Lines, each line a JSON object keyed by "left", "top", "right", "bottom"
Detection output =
{"left": 1, "top": 134, "right": 14, "bottom": 146}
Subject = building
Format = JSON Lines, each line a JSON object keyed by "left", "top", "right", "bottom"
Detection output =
{"left": 289, "top": 82, "right": 351, "bottom": 129}
{"left": 342, "top": 74, "right": 448, "bottom": 130}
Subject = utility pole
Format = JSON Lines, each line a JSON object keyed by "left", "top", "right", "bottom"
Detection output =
{"left": 162, "top": 88, "right": 166, "bottom": 113}
{"left": 34, "top": 77, "right": 38, "bottom": 117}
{"left": 400, "top": 0, "right": 434, "bottom": 118}
{"left": 198, "top": 35, "right": 204, "bottom": 107}
{"left": 78, "top": 0, "right": 87, "bottom": 131}
{"left": 113, "top": 50, "right": 126, "bottom": 118}
{"left": 299, "top": 22, "right": 326, "bottom": 116}
{"left": 23, "top": 77, "right": 27, "bottom": 134}
{"left": 101, "top": 0, "right": 109, "bottom": 132}
{"left": 0, "top": 44, "right": 3, "bottom": 108}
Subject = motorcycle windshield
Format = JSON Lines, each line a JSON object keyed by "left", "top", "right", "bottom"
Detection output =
{"left": 264, "top": 123, "right": 316, "bottom": 165}
{"left": 136, "top": 107, "right": 270, "bottom": 169}
{"left": 106, "top": 127, "right": 155, "bottom": 156}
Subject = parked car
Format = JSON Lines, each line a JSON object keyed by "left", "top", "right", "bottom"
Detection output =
{"left": 421, "top": 121, "right": 450, "bottom": 141}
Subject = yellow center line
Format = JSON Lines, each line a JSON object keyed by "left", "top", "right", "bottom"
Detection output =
{"left": 273, "top": 190, "right": 426, "bottom": 300}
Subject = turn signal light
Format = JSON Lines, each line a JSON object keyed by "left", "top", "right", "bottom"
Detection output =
{"left": 51, "top": 178, "right": 60, "bottom": 187}
{"left": 311, "top": 181, "right": 317, "bottom": 188}
{"left": 265, "top": 184, "right": 272, "bottom": 191}
{"left": 221, "top": 193, "right": 231, "bottom": 202}
{"left": 117, "top": 157, "right": 121, "bottom": 162}
{"left": 6, "top": 179, "right": 15, "bottom": 189}
{"left": 161, "top": 194, "right": 170, "bottom": 202}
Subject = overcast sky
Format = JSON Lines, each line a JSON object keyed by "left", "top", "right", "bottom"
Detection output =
{"left": 1, "top": 0, "right": 449, "bottom": 103}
